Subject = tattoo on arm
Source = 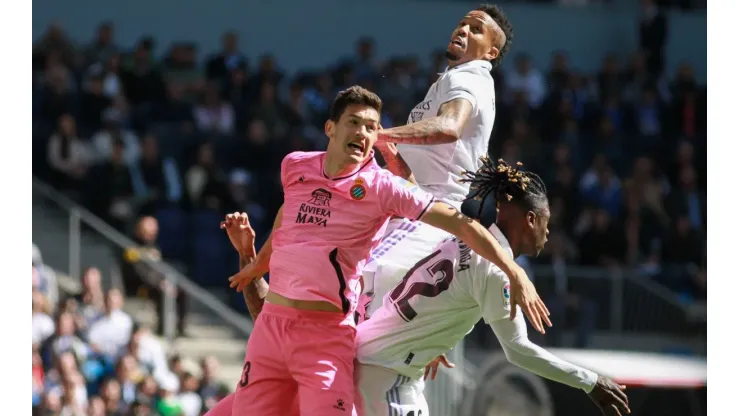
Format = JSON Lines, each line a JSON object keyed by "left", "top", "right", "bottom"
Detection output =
{"left": 379, "top": 98, "right": 473, "bottom": 145}
{"left": 240, "top": 253, "right": 269, "bottom": 320}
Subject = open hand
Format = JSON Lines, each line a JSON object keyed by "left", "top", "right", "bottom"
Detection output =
{"left": 220, "top": 212, "right": 256, "bottom": 255}
{"left": 508, "top": 267, "right": 552, "bottom": 334}
{"left": 588, "top": 376, "right": 630, "bottom": 415}
{"left": 423, "top": 354, "right": 455, "bottom": 381}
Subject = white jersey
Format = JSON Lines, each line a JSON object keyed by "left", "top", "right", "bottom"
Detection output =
{"left": 356, "top": 224, "right": 598, "bottom": 392}
{"left": 398, "top": 60, "right": 496, "bottom": 208}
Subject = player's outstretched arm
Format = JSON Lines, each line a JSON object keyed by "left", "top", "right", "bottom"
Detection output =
{"left": 490, "top": 315, "right": 630, "bottom": 415}
{"left": 419, "top": 202, "right": 551, "bottom": 334}
{"left": 377, "top": 98, "right": 472, "bottom": 145}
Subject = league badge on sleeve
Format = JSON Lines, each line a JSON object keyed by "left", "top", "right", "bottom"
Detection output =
{"left": 502, "top": 283, "right": 511, "bottom": 308}
{"left": 350, "top": 178, "right": 367, "bottom": 200}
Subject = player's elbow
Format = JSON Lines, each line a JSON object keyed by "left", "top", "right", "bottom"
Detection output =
{"left": 438, "top": 121, "right": 461, "bottom": 142}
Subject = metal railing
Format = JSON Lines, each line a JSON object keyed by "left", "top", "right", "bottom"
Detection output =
{"left": 32, "top": 177, "right": 254, "bottom": 343}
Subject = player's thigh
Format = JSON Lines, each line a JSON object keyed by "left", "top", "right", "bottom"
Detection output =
{"left": 232, "top": 314, "right": 297, "bottom": 415}
{"left": 355, "top": 364, "right": 400, "bottom": 416}
{"left": 291, "top": 325, "right": 357, "bottom": 415}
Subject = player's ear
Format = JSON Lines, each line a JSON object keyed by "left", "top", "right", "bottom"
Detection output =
{"left": 526, "top": 211, "right": 537, "bottom": 229}
{"left": 485, "top": 46, "right": 499, "bottom": 62}
{"left": 325, "top": 120, "right": 335, "bottom": 140}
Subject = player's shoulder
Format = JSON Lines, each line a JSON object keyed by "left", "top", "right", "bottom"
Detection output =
{"left": 282, "top": 151, "right": 324, "bottom": 165}
{"left": 445, "top": 60, "right": 493, "bottom": 85}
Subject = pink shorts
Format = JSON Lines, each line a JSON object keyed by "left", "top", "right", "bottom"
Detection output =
{"left": 232, "top": 303, "right": 357, "bottom": 415}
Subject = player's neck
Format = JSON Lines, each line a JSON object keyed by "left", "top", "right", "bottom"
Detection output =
{"left": 323, "top": 153, "right": 361, "bottom": 178}
{"left": 495, "top": 220, "right": 522, "bottom": 258}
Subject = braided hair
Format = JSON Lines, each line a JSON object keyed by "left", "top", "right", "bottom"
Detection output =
{"left": 460, "top": 157, "right": 548, "bottom": 218}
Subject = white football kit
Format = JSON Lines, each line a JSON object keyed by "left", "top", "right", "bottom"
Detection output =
{"left": 363, "top": 60, "right": 497, "bottom": 319}
{"left": 355, "top": 224, "right": 599, "bottom": 416}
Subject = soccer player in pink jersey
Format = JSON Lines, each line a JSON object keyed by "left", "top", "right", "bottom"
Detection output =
{"left": 225, "top": 86, "right": 547, "bottom": 415}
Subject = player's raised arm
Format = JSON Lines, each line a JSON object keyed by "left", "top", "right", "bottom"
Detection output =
{"left": 228, "top": 205, "right": 283, "bottom": 292}
{"left": 376, "top": 141, "right": 418, "bottom": 184}
{"left": 221, "top": 212, "right": 269, "bottom": 320}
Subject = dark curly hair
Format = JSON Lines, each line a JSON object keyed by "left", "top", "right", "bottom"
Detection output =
{"left": 477, "top": 4, "right": 514, "bottom": 68}
{"left": 460, "top": 157, "right": 548, "bottom": 217}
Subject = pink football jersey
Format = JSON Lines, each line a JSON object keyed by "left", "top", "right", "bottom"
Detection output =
{"left": 268, "top": 151, "right": 435, "bottom": 325}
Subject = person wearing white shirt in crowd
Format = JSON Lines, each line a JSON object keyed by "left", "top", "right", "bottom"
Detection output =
{"left": 505, "top": 54, "right": 547, "bottom": 108}
{"left": 32, "top": 291, "right": 56, "bottom": 346}
{"left": 88, "top": 289, "right": 133, "bottom": 358}
{"left": 366, "top": 3, "right": 549, "bottom": 334}
{"left": 355, "top": 159, "right": 630, "bottom": 416}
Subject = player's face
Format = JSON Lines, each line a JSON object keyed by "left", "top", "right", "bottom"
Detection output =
{"left": 446, "top": 11, "right": 499, "bottom": 64}
{"left": 325, "top": 104, "right": 380, "bottom": 164}
{"left": 524, "top": 209, "right": 550, "bottom": 256}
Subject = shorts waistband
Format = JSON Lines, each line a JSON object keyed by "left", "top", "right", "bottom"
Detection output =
{"left": 262, "top": 302, "right": 348, "bottom": 323}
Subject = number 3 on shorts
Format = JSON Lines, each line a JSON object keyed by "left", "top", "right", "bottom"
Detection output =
{"left": 239, "top": 361, "right": 251, "bottom": 388}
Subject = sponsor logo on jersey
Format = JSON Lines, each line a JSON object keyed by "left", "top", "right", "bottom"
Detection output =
{"left": 296, "top": 188, "right": 332, "bottom": 227}
{"left": 349, "top": 178, "right": 366, "bottom": 200}
{"left": 502, "top": 283, "right": 510, "bottom": 307}
{"left": 333, "top": 399, "right": 346, "bottom": 411}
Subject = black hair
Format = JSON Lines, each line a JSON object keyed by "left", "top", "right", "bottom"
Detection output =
{"left": 460, "top": 157, "right": 548, "bottom": 217}
{"left": 329, "top": 85, "right": 383, "bottom": 122}
{"left": 477, "top": 4, "right": 514, "bottom": 68}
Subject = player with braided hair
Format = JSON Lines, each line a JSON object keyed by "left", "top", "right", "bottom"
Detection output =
{"left": 354, "top": 160, "right": 630, "bottom": 416}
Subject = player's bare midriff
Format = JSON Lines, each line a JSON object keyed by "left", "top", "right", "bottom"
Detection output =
{"left": 266, "top": 292, "right": 343, "bottom": 312}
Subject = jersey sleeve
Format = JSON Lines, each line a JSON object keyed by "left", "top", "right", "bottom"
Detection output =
{"left": 376, "top": 174, "right": 435, "bottom": 220}
{"left": 490, "top": 314, "right": 599, "bottom": 392}
{"left": 440, "top": 70, "right": 484, "bottom": 114}
{"left": 470, "top": 263, "right": 512, "bottom": 325}
{"left": 280, "top": 152, "right": 302, "bottom": 189}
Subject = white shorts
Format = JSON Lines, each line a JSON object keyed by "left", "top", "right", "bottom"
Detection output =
{"left": 362, "top": 218, "right": 451, "bottom": 319}
{"left": 355, "top": 362, "right": 427, "bottom": 416}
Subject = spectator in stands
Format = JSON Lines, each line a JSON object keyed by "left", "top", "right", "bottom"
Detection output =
{"left": 580, "top": 155, "right": 623, "bottom": 217}
{"left": 666, "top": 165, "right": 706, "bottom": 228}
{"left": 506, "top": 54, "right": 546, "bottom": 107}
{"left": 99, "top": 377, "right": 127, "bottom": 414}
{"left": 199, "top": 356, "right": 228, "bottom": 412}
{"left": 32, "top": 22, "right": 78, "bottom": 71}
{"left": 126, "top": 325, "right": 168, "bottom": 377}
{"left": 247, "top": 82, "right": 289, "bottom": 136}
{"left": 42, "top": 312, "right": 89, "bottom": 367}
{"left": 88, "top": 289, "right": 134, "bottom": 359}
{"left": 205, "top": 31, "right": 247, "bottom": 82}
{"left": 121, "top": 37, "right": 167, "bottom": 107}
{"left": 33, "top": 291, "right": 56, "bottom": 346}
{"left": 577, "top": 208, "right": 626, "bottom": 266}
{"left": 546, "top": 51, "right": 570, "bottom": 94}
{"left": 47, "top": 114, "right": 90, "bottom": 192}
{"left": 639, "top": 0, "right": 668, "bottom": 77}
{"left": 116, "top": 354, "right": 143, "bottom": 405}
{"left": 155, "top": 372, "right": 183, "bottom": 416}
{"left": 39, "top": 56, "right": 76, "bottom": 123}
{"left": 131, "top": 133, "right": 184, "bottom": 215}
{"left": 121, "top": 216, "right": 187, "bottom": 336}
{"left": 162, "top": 43, "right": 205, "bottom": 103}
{"left": 177, "top": 372, "right": 203, "bottom": 416}
{"left": 74, "top": 267, "right": 106, "bottom": 329}
{"left": 85, "top": 137, "right": 135, "bottom": 230}
{"left": 193, "top": 83, "right": 235, "bottom": 135}
{"left": 185, "top": 142, "right": 232, "bottom": 212}
{"left": 79, "top": 71, "right": 114, "bottom": 132}
{"left": 84, "top": 22, "right": 119, "bottom": 67}
{"left": 91, "top": 108, "right": 141, "bottom": 165}
{"left": 33, "top": 245, "right": 59, "bottom": 307}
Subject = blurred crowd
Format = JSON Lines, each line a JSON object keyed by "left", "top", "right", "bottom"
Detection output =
{"left": 32, "top": 1, "right": 705, "bottom": 307}
{"left": 33, "top": 245, "right": 231, "bottom": 416}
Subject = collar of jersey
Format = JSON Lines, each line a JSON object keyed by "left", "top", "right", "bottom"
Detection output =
{"left": 487, "top": 223, "right": 514, "bottom": 259}
{"left": 321, "top": 149, "right": 376, "bottom": 181}
{"left": 440, "top": 59, "right": 493, "bottom": 75}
